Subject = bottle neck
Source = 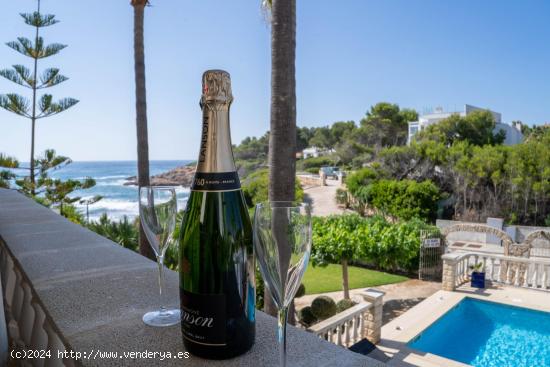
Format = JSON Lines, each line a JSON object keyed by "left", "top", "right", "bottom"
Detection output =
{"left": 196, "top": 102, "right": 236, "bottom": 173}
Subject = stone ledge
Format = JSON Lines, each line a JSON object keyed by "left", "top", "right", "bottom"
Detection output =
{"left": 0, "top": 189, "right": 382, "bottom": 366}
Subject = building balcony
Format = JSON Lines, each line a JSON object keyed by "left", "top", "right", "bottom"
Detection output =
{"left": 0, "top": 189, "right": 384, "bottom": 366}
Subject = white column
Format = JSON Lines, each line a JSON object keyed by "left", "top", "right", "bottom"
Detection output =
{"left": 360, "top": 289, "right": 384, "bottom": 344}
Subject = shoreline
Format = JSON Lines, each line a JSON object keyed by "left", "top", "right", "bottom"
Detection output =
{"left": 124, "top": 165, "right": 196, "bottom": 186}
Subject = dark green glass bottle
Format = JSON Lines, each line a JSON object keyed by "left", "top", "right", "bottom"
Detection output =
{"left": 178, "top": 70, "right": 255, "bottom": 359}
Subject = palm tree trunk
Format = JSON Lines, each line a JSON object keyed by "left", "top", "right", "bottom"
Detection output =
{"left": 132, "top": 2, "right": 154, "bottom": 260}
{"left": 265, "top": 0, "right": 297, "bottom": 318}
{"left": 342, "top": 258, "right": 350, "bottom": 300}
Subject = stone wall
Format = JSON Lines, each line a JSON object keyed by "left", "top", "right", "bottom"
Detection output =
{"left": 0, "top": 189, "right": 381, "bottom": 367}
{"left": 297, "top": 174, "right": 326, "bottom": 187}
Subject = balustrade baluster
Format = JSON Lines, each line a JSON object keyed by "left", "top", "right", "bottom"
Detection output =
{"left": 30, "top": 300, "right": 48, "bottom": 367}
{"left": 345, "top": 320, "right": 352, "bottom": 346}
{"left": 20, "top": 283, "right": 35, "bottom": 347}
{"left": 531, "top": 265, "right": 538, "bottom": 288}
{"left": 353, "top": 315, "right": 358, "bottom": 343}
{"left": 545, "top": 265, "right": 550, "bottom": 290}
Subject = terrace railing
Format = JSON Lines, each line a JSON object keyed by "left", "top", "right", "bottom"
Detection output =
{"left": 0, "top": 189, "right": 383, "bottom": 366}
{"left": 308, "top": 290, "right": 384, "bottom": 348}
{"left": 442, "top": 252, "right": 550, "bottom": 292}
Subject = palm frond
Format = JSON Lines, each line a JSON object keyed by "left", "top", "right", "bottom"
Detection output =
{"left": 39, "top": 68, "right": 68, "bottom": 88}
{"left": 20, "top": 12, "right": 59, "bottom": 27}
{"left": 0, "top": 93, "right": 31, "bottom": 117}
{"left": 131, "top": 0, "right": 151, "bottom": 6}
{"left": 261, "top": 0, "right": 272, "bottom": 23}
{"left": 37, "top": 95, "right": 79, "bottom": 118}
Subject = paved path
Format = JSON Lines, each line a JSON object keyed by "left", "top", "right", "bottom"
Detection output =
{"left": 295, "top": 279, "right": 441, "bottom": 325}
{"left": 303, "top": 179, "right": 346, "bottom": 217}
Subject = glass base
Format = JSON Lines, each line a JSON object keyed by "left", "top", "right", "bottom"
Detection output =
{"left": 143, "top": 309, "right": 181, "bottom": 327}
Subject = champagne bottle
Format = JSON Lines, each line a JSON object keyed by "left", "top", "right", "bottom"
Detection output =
{"left": 178, "top": 70, "right": 255, "bottom": 359}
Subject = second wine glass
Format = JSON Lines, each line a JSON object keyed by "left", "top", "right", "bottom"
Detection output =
{"left": 139, "top": 186, "right": 181, "bottom": 327}
{"left": 254, "top": 201, "right": 312, "bottom": 367}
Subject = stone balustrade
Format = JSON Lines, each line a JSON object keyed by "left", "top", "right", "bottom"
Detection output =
{"left": 308, "top": 289, "right": 383, "bottom": 348}
{"left": 442, "top": 252, "right": 550, "bottom": 292}
{"left": 0, "top": 189, "right": 384, "bottom": 366}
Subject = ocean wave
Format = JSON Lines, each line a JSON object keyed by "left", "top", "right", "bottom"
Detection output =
{"left": 96, "top": 175, "right": 129, "bottom": 180}
{"left": 86, "top": 199, "right": 139, "bottom": 212}
{"left": 94, "top": 179, "right": 129, "bottom": 187}
{"left": 80, "top": 196, "right": 189, "bottom": 221}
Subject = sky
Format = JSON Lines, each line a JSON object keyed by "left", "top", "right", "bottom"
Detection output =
{"left": 0, "top": 0, "right": 549, "bottom": 161}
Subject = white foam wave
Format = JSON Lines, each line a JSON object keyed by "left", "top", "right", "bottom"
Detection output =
{"left": 96, "top": 175, "right": 129, "bottom": 180}
{"left": 88, "top": 199, "right": 139, "bottom": 212}
{"left": 94, "top": 179, "right": 129, "bottom": 187}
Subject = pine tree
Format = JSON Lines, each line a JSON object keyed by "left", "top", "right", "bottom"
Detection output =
{"left": 0, "top": 0, "right": 78, "bottom": 195}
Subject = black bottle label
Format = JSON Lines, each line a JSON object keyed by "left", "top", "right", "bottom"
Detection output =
{"left": 191, "top": 172, "right": 241, "bottom": 191}
{"left": 181, "top": 289, "right": 226, "bottom": 346}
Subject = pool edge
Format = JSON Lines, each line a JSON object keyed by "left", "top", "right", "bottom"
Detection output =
{"left": 376, "top": 285, "right": 550, "bottom": 367}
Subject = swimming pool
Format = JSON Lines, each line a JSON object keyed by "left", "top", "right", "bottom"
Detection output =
{"left": 408, "top": 297, "right": 550, "bottom": 367}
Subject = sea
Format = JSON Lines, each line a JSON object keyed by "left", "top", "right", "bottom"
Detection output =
{"left": 11, "top": 161, "right": 192, "bottom": 221}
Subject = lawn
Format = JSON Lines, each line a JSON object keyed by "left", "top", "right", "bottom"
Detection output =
{"left": 302, "top": 263, "right": 408, "bottom": 295}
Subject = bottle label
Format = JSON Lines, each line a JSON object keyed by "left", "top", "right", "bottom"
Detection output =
{"left": 180, "top": 289, "right": 226, "bottom": 346}
{"left": 191, "top": 171, "right": 241, "bottom": 191}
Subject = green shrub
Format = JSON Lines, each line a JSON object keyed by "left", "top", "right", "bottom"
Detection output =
{"left": 336, "top": 299, "right": 357, "bottom": 313}
{"left": 310, "top": 296, "right": 337, "bottom": 320}
{"left": 87, "top": 214, "right": 138, "bottom": 252}
{"left": 299, "top": 306, "right": 318, "bottom": 327}
{"left": 312, "top": 213, "right": 437, "bottom": 273}
{"left": 359, "top": 179, "right": 441, "bottom": 221}
{"left": 312, "top": 214, "right": 365, "bottom": 266}
{"left": 346, "top": 167, "right": 379, "bottom": 195}
{"left": 301, "top": 156, "right": 335, "bottom": 170}
{"left": 60, "top": 204, "right": 85, "bottom": 224}
{"left": 255, "top": 267, "right": 265, "bottom": 309}
{"left": 305, "top": 167, "right": 320, "bottom": 174}
{"left": 335, "top": 188, "right": 350, "bottom": 208}
{"left": 360, "top": 216, "right": 437, "bottom": 272}
{"left": 241, "top": 169, "right": 304, "bottom": 208}
{"left": 235, "top": 159, "right": 265, "bottom": 179}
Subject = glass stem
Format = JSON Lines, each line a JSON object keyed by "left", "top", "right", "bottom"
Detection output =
{"left": 157, "top": 255, "right": 166, "bottom": 314}
{"left": 277, "top": 306, "right": 289, "bottom": 367}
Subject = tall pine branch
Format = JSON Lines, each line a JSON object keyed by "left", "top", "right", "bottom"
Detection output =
{"left": 0, "top": 0, "right": 78, "bottom": 195}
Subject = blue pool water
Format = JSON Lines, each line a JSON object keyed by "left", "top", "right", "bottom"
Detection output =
{"left": 408, "top": 298, "right": 550, "bottom": 367}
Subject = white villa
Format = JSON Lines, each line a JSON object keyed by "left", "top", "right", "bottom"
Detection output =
{"left": 302, "top": 146, "right": 335, "bottom": 159}
{"left": 408, "top": 104, "right": 524, "bottom": 145}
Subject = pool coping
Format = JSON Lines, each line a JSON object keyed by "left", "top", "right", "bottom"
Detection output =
{"left": 376, "top": 284, "right": 550, "bottom": 367}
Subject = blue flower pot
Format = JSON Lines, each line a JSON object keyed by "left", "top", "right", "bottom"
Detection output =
{"left": 471, "top": 271, "right": 485, "bottom": 288}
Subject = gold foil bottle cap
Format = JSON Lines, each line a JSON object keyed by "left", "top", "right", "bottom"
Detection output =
{"left": 201, "top": 70, "right": 233, "bottom": 105}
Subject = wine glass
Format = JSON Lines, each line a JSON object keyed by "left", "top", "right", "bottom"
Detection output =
{"left": 254, "top": 201, "right": 312, "bottom": 367}
{"left": 139, "top": 186, "right": 181, "bottom": 327}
